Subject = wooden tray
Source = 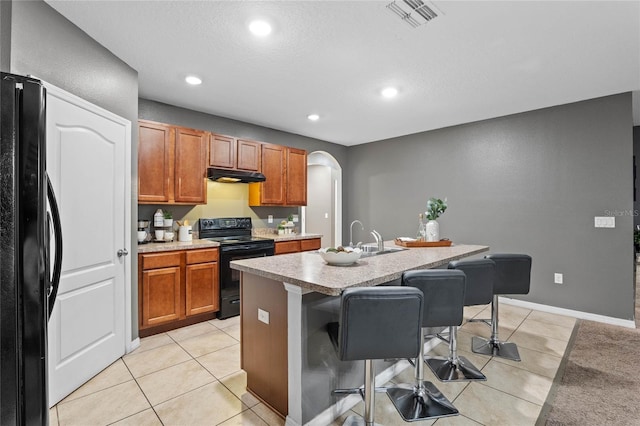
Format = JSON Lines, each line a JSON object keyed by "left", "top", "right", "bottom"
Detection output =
{"left": 394, "top": 238, "right": 452, "bottom": 248}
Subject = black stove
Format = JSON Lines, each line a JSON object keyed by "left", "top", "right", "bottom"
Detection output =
{"left": 198, "top": 217, "right": 274, "bottom": 319}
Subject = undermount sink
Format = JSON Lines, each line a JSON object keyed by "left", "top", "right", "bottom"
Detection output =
{"left": 359, "top": 245, "right": 407, "bottom": 257}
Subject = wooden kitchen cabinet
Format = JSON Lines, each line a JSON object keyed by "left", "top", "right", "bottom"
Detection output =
{"left": 185, "top": 249, "right": 219, "bottom": 316}
{"left": 140, "top": 252, "right": 182, "bottom": 328}
{"left": 138, "top": 120, "right": 173, "bottom": 203}
{"left": 249, "top": 144, "right": 307, "bottom": 206}
{"left": 209, "top": 134, "right": 261, "bottom": 172}
{"left": 138, "top": 119, "right": 207, "bottom": 205}
{"left": 209, "top": 133, "right": 236, "bottom": 169}
{"left": 138, "top": 248, "right": 220, "bottom": 337}
{"left": 285, "top": 147, "right": 307, "bottom": 206}
{"left": 175, "top": 127, "right": 207, "bottom": 203}
{"left": 274, "top": 238, "right": 321, "bottom": 255}
{"left": 236, "top": 139, "right": 261, "bottom": 171}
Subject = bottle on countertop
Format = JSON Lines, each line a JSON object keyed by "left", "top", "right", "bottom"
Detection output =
{"left": 416, "top": 213, "right": 426, "bottom": 241}
{"left": 153, "top": 209, "right": 164, "bottom": 228}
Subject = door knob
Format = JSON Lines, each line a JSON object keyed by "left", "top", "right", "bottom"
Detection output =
{"left": 117, "top": 248, "right": 129, "bottom": 257}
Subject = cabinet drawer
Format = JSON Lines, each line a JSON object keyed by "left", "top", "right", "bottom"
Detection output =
{"left": 300, "top": 238, "right": 321, "bottom": 252}
{"left": 275, "top": 240, "right": 300, "bottom": 255}
{"left": 141, "top": 252, "right": 181, "bottom": 270}
{"left": 186, "top": 248, "right": 219, "bottom": 264}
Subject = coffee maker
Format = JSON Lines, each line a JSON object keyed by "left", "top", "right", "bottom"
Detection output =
{"left": 137, "top": 220, "right": 151, "bottom": 244}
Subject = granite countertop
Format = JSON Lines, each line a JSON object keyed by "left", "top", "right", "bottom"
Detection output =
{"left": 230, "top": 242, "right": 489, "bottom": 296}
{"left": 137, "top": 238, "right": 220, "bottom": 254}
{"left": 271, "top": 233, "right": 322, "bottom": 242}
{"left": 137, "top": 233, "right": 321, "bottom": 254}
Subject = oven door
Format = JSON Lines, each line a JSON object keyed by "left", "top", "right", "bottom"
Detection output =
{"left": 218, "top": 244, "right": 274, "bottom": 319}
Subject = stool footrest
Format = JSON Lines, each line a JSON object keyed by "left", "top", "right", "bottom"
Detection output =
{"left": 426, "top": 355, "right": 487, "bottom": 382}
{"left": 472, "top": 336, "right": 521, "bottom": 361}
{"left": 387, "top": 382, "right": 458, "bottom": 421}
{"left": 332, "top": 387, "right": 389, "bottom": 398}
{"left": 468, "top": 317, "right": 492, "bottom": 327}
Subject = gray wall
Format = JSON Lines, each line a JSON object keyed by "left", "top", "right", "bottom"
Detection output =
{"left": 346, "top": 93, "right": 635, "bottom": 320}
{"left": 0, "top": 0, "right": 11, "bottom": 71}
{"left": 634, "top": 126, "right": 640, "bottom": 228}
{"left": 7, "top": 0, "right": 140, "bottom": 338}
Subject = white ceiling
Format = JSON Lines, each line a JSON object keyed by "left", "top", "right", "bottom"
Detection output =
{"left": 46, "top": 0, "right": 640, "bottom": 146}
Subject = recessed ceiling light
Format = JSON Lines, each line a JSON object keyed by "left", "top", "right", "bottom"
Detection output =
{"left": 381, "top": 87, "right": 398, "bottom": 98}
{"left": 249, "top": 20, "right": 272, "bottom": 37}
{"left": 185, "top": 75, "right": 202, "bottom": 85}
{"left": 307, "top": 114, "right": 320, "bottom": 121}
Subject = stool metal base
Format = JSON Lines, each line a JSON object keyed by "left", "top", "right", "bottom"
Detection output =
{"left": 472, "top": 336, "right": 521, "bottom": 361}
{"left": 426, "top": 355, "right": 486, "bottom": 382}
{"left": 341, "top": 414, "right": 383, "bottom": 426}
{"left": 387, "top": 382, "right": 458, "bottom": 422}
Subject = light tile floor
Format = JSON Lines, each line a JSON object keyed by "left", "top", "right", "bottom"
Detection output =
{"left": 50, "top": 303, "right": 576, "bottom": 426}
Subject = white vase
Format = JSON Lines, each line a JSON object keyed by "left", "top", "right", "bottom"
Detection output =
{"left": 425, "top": 220, "right": 439, "bottom": 242}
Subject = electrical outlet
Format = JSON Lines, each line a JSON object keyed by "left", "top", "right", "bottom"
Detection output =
{"left": 554, "top": 273, "right": 563, "bottom": 284}
{"left": 292, "top": 214, "right": 299, "bottom": 222}
{"left": 268, "top": 215, "right": 273, "bottom": 224}
{"left": 258, "top": 308, "right": 270, "bottom": 324}
{"left": 324, "top": 212, "right": 329, "bottom": 219}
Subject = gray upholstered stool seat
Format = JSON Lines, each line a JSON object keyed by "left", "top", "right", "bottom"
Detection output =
{"left": 328, "top": 286, "right": 424, "bottom": 426}
{"left": 387, "top": 270, "right": 463, "bottom": 421}
{"left": 420, "top": 259, "right": 496, "bottom": 382}
{"left": 470, "top": 254, "right": 532, "bottom": 361}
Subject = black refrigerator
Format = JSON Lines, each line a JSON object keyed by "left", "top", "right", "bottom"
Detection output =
{"left": 0, "top": 72, "right": 63, "bottom": 425}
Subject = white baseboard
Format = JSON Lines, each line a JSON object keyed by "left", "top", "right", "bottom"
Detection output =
{"left": 126, "top": 337, "right": 140, "bottom": 354}
{"left": 302, "top": 338, "right": 441, "bottom": 426}
{"left": 499, "top": 297, "right": 636, "bottom": 329}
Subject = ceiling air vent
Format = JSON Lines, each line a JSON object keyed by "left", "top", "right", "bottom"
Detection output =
{"left": 386, "top": 0, "right": 442, "bottom": 28}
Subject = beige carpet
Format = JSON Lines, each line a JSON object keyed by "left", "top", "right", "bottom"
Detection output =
{"left": 539, "top": 281, "right": 640, "bottom": 425}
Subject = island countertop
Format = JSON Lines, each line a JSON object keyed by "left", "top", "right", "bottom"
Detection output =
{"left": 231, "top": 242, "right": 489, "bottom": 296}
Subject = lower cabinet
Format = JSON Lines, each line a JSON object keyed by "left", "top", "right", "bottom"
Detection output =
{"left": 139, "top": 248, "right": 219, "bottom": 337}
{"left": 274, "top": 238, "right": 321, "bottom": 255}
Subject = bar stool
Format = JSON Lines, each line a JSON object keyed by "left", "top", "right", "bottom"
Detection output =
{"left": 470, "top": 254, "right": 532, "bottom": 361}
{"left": 328, "top": 286, "right": 424, "bottom": 426}
{"left": 387, "top": 269, "right": 463, "bottom": 421}
{"left": 422, "top": 259, "right": 495, "bottom": 381}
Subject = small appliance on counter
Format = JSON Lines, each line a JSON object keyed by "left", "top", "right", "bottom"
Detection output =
{"left": 199, "top": 217, "right": 275, "bottom": 319}
{"left": 137, "top": 220, "right": 151, "bottom": 243}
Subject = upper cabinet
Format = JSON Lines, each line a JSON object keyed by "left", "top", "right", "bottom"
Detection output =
{"left": 249, "top": 144, "right": 307, "bottom": 206}
{"left": 139, "top": 119, "right": 305, "bottom": 207}
{"left": 174, "top": 127, "right": 208, "bottom": 204}
{"left": 138, "top": 119, "right": 207, "bottom": 205}
{"left": 209, "top": 134, "right": 261, "bottom": 172}
{"left": 285, "top": 147, "right": 307, "bottom": 206}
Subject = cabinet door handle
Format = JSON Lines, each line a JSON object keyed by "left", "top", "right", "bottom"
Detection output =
{"left": 117, "top": 248, "right": 129, "bottom": 257}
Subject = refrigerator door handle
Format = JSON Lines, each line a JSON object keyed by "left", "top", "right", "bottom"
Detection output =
{"left": 47, "top": 174, "right": 63, "bottom": 318}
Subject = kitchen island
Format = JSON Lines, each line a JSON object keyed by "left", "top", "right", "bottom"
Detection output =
{"left": 231, "top": 242, "right": 489, "bottom": 426}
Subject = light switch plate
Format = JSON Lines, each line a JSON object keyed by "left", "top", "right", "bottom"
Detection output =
{"left": 554, "top": 273, "right": 563, "bottom": 284}
{"left": 268, "top": 215, "right": 273, "bottom": 224}
{"left": 594, "top": 216, "right": 615, "bottom": 228}
{"left": 258, "top": 308, "right": 270, "bottom": 324}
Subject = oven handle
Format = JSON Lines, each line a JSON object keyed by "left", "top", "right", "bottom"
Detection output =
{"left": 221, "top": 244, "right": 274, "bottom": 255}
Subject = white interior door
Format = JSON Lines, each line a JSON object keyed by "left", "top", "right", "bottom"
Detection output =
{"left": 45, "top": 83, "right": 131, "bottom": 406}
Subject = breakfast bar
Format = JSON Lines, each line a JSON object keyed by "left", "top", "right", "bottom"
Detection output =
{"left": 231, "top": 243, "right": 489, "bottom": 426}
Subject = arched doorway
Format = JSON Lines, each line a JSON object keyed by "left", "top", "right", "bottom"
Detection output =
{"left": 302, "top": 151, "right": 342, "bottom": 248}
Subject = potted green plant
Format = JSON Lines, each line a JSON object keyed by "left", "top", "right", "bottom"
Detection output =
{"left": 425, "top": 197, "right": 447, "bottom": 242}
{"left": 163, "top": 210, "right": 173, "bottom": 227}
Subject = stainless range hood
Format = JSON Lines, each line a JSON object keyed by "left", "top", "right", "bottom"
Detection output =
{"left": 207, "top": 167, "right": 266, "bottom": 183}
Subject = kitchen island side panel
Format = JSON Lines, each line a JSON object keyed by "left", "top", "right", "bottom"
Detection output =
{"left": 240, "top": 273, "right": 288, "bottom": 417}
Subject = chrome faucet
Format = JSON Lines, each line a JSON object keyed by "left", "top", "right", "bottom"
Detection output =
{"left": 349, "top": 220, "right": 364, "bottom": 247}
{"left": 371, "top": 230, "right": 384, "bottom": 252}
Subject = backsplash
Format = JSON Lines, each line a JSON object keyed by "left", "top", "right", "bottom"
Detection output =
{"left": 138, "top": 181, "right": 299, "bottom": 232}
